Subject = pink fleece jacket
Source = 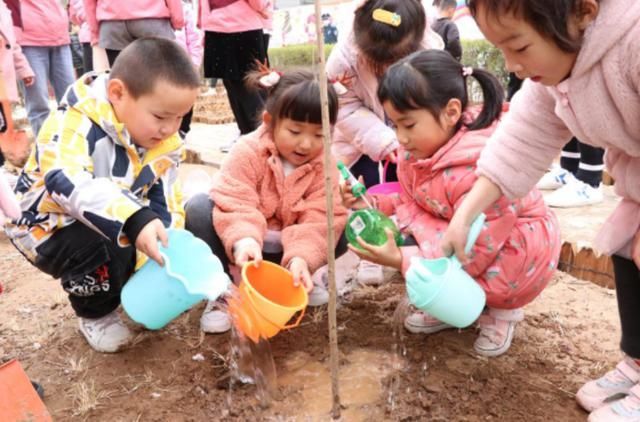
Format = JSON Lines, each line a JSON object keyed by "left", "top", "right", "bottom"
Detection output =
{"left": 0, "top": 1, "right": 34, "bottom": 102}
{"left": 326, "top": 29, "right": 444, "bottom": 166}
{"left": 377, "top": 121, "right": 561, "bottom": 309}
{"left": 69, "top": 0, "right": 91, "bottom": 44}
{"left": 477, "top": 0, "right": 640, "bottom": 259}
{"left": 175, "top": 2, "right": 203, "bottom": 67}
{"left": 16, "top": 0, "right": 70, "bottom": 47}
{"left": 83, "top": 0, "right": 185, "bottom": 45}
{"left": 198, "top": 0, "right": 270, "bottom": 34}
{"left": 211, "top": 124, "right": 348, "bottom": 273}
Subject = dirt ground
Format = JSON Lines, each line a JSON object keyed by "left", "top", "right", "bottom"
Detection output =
{"left": 0, "top": 231, "right": 621, "bottom": 421}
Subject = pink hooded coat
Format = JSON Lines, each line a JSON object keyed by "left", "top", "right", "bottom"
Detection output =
{"left": 476, "top": 0, "right": 640, "bottom": 259}
{"left": 326, "top": 29, "right": 444, "bottom": 166}
{"left": 377, "top": 121, "right": 561, "bottom": 309}
{"left": 0, "top": 1, "right": 34, "bottom": 102}
{"left": 211, "top": 124, "right": 348, "bottom": 273}
{"left": 198, "top": 0, "right": 270, "bottom": 34}
{"left": 16, "top": 0, "right": 70, "bottom": 47}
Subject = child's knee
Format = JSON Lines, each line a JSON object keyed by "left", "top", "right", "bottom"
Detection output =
{"left": 185, "top": 193, "right": 213, "bottom": 230}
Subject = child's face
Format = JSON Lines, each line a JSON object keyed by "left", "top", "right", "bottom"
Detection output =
{"left": 474, "top": 7, "right": 579, "bottom": 86}
{"left": 266, "top": 115, "right": 324, "bottom": 166}
{"left": 383, "top": 100, "right": 460, "bottom": 160}
{"left": 108, "top": 78, "right": 198, "bottom": 149}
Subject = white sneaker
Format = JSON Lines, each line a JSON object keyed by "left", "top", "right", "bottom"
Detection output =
{"left": 78, "top": 310, "right": 132, "bottom": 353}
{"left": 357, "top": 260, "right": 385, "bottom": 286}
{"left": 474, "top": 308, "right": 524, "bottom": 357}
{"left": 404, "top": 310, "right": 454, "bottom": 334}
{"left": 545, "top": 179, "right": 604, "bottom": 208}
{"left": 308, "top": 283, "right": 329, "bottom": 307}
{"left": 200, "top": 300, "right": 231, "bottom": 333}
{"left": 536, "top": 166, "right": 572, "bottom": 190}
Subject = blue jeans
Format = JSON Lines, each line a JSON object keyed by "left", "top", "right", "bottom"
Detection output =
{"left": 21, "top": 45, "right": 76, "bottom": 137}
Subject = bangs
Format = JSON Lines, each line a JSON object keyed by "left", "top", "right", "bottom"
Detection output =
{"left": 378, "top": 61, "right": 430, "bottom": 112}
{"left": 276, "top": 82, "right": 338, "bottom": 125}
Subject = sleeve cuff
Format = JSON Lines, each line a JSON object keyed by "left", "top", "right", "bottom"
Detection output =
{"left": 123, "top": 207, "right": 158, "bottom": 245}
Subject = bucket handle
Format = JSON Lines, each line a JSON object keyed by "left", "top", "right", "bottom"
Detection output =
{"left": 381, "top": 160, "right": 391, "bottom": 184}
{"left": 244, "top": 283, "right": 306, "bottom": 331}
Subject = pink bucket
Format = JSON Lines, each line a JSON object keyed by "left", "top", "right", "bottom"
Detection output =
{"left": 367, "top": 161, "right": 401, "bottom": 196}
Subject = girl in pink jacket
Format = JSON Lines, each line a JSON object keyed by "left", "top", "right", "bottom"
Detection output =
{"left": 346, "top": 50, "right": 560, "bottom": 358}
{"left": 185, "top": 68, "right": 348, "bottom": 334}
{"left": 441, "top": 0, "right": 640, "bottom": 419}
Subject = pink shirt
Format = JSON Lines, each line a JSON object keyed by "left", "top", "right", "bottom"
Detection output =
{"left": 198, "top": 0, "right": 269, "bottom": 34}
{"left": 17, "top": 0, "right": 70, "bottom": 47}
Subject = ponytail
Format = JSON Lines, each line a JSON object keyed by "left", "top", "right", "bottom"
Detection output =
{"left": 464, "top": 67, "right": 504, "bottom": 131}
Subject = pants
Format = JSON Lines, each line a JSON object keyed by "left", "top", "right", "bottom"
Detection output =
{"left": 21, "top": 45, "right": 76, "bottom": 137}
{"left": 105, "top": 48, "right": 120, "bottom": 67}
{"left": 184, "top": 193, "right": 348, "bottom": 276}
{"left": 180, "top": 108, "right": 194, "bottom": 135}
{"left": 32, "top": 222, "right": 135, "bottom": 319}
{"left": 82, "top": 42, "right": 94, "bottom": 74}
{"left": 223, "top": 78, "right": 264, "bottom": 135}
{"left": 613, "top": 255, "right": 640, "bottom": 358}
{"left": 559, "top": 138, "right": 605, "bottom": 187}
{"left": 350, "top": 154, "right": 398, "bottom": 188}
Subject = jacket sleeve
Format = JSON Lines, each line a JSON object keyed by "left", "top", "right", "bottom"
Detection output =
{"left": 211, "top": 142, "right": 267, "bottom": 261}
{"left": 82, "top": 0, "right": 98, "bottom": 45}
{"left": 146, "top": 161, "right": 185, "bottom": 230}
{"left": 12, "top": 40, "right": 34, "bottom": 80}
{"left": 69, "top": 0, "right": 85, "bottom": 25}
{"left": 476, "top": 80, "right": 572, "bottom": 199}
{"left": 246, "top": 0, "right": 270, "bottom": 13}
{"left": 326, "top": 41, "right": 398, "bottom": 162}
{"left": 38, "top": 113, "right": 146, "bottom": 247}
{"left": 166, "top": 0, "right": 185, "bottom": 30}
{"left": 281, "top": 166, "right": 348, "bottom": 273}
{"left": 183, "top": 6, "right": 203, "bottom": 67}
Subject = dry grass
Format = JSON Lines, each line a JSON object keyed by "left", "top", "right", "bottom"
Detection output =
{"left": 70, "top": 380, "right": 115, "bottom": 417}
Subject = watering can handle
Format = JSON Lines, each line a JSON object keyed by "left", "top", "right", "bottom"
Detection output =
{"left": 464, "top": 213, "right": 486, "bottom": 255}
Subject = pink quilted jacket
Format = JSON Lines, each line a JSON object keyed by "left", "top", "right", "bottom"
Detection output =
{"left": 0, "top": 1, "right": 34, "bottom": 102}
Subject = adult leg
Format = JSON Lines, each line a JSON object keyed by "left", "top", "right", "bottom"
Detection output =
{"left": 49, "top": 45, "right": 76, "bottom": 102}
{"left": 21, "top": 46, "right": 52, "bottom": 137}
{"left": 613, "top": 255, "right": 640, "bottom": 358}
{"left": 82, "top": 42, "right": 94, "bottom": 73}
{"left": 105, "top": 49, "right": 121, "bottom": 67}
{"left": 223, "top": 79, "right": 262, "bottom": 135}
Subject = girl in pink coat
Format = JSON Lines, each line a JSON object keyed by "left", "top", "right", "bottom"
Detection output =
{"left": 441, "top": 0, "right": 640, "bottom": 419}
{"left": 185, "top": 68, "right": 348, "bottom": 334}
{"left": 346, "top": 50, "right": 560, "bottom": 358}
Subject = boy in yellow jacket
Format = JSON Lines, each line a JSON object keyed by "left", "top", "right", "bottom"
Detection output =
{"left": 6, "top": 37, "right": 199, "bottom": 353}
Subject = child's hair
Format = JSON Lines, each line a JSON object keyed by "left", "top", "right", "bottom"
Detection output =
{"left": 109, "top": 37, "right": 200, "bottom": 98}
{"left": 353, "top": 0, "right": 426, "bottom": 74}
{"left": 440, "top": 0, "right": 458, "bottom": 10}
{"left": 377, "top": 49, "right": 504, "bottom": 131}
{"left": 466, "top": 0, "right": 598, "bottom": 53}
{"left": 245, "top": 69, "right": 339, "bottom": 126}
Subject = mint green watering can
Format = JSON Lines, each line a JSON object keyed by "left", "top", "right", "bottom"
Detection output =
{"left": 121, "top": 229, "right": 230, "bottom": 330}
{"left": 406, "top": 214, "right": 487, "bottom": 328}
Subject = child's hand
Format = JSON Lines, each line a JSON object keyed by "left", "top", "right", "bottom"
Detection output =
{"left": 348, "top": 229, "right": 402, "bottom": 270}
{"left": 632, "top": 230, "right": 640, "bottom": 269}
{"left": 339, "top": 175, "right": 372, "bottom": 210}
{"left": 135, "top": 219, "right": 168, "bottom": 266}
{"left": 234, "top": 241, "right": 262, "bottom": 268}
{"left": 440, "top": 211, "right": 472, "bottom": 264}
{"left": 288, "top": 257, "right": 312, "bottom": 292}
{"left": 22, "top": 76, "right": 35, "bottom": 87}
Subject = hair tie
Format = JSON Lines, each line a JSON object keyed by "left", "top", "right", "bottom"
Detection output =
{"left": 329, "top": 72, "right": 354, "bottom": 96}
{"left": 462, "top": 67, "right": 473, "bottom": 77}
{"left": 259, "top": 71, "right": 281, "bottom": 88}
{"left": 372, "top": 8, "right": 401, "bottom": 27}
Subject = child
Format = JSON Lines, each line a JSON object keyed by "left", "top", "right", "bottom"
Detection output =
{"left": 84, "top": 0, "right": 184, "bottom": 66}
{"left": 5, "top": 38, "right": 200, "bottom": 353}
{"left": 326, "top": 0, "right": 443, "bottom": 285}
{"left": 69, "top": 0, "right": 93, "bottom": 74}
{"left": 431, "top": 0, "right": 462, "bottom": 61}
{"left": 442, "top": 0, "right": 640, "bottom": 419}
{"left": 185, "top": 68, "right": 348, "bottom": 334}
{"left": 345, "top": 49, "right": 560, "bottom": 358}
{"left": 17, "top": 0, "right": 75, "bottom": 138}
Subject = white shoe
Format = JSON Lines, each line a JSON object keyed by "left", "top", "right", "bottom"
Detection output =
{"left": 545, "top": 179, "right": 604, "bottom": 208}
{"left": 309, "top": 251, "right": 360, "bottom": 306}
{"left": 308, "top": 283, "right": 329, "bottom": 307}
{"left": 357, "top": 260, "right": 385, "bottom": 286}
{"left": 536, "top": 166, "right": 572, "bottom": 190}
{"left": 78, "top": 310, "right": 132, "bottom": 353}
{"left": 200, "top": 301, "right": 231, "bottom": 333}
{"left": 404, "top": 310, "right": 454, "bottom": 334}
{"left": 473, "top": 308, "right": 524, "bottom": 357}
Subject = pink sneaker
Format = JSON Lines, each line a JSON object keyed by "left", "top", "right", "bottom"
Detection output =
{"left": 577, "top": 357, "right": 640, "bottom": 412}
{"left": 404, "top": 310, "right": 454, "bottom": 335}
{"left": 589, "top": 384, "right": 640, "bottom": 421}
{"left": 474, "top": 308, "right": 524, "bottom": 357}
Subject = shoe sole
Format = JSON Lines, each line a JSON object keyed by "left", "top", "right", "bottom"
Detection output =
{"left": 404, "top": 320, "right": 454, "bottom": 335}
{"left": 473, "top": 323, "right": 516, "bottom": 357}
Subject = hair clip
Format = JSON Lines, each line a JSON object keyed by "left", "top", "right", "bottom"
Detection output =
{"left": 462, "top": 67, "right": 473, "bottom": 77}
{"left": 372, "top": 8, "right": 401, "bottom": 27}
{"left": 259, "top": 71, "right": 281, "bottom": 88}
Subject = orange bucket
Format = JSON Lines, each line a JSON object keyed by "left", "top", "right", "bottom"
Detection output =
{"left": 227, "top": 261, "right": 308, "bottom": 343}
{"left": 0, "top": 360, "right": 52, "bottom": 422}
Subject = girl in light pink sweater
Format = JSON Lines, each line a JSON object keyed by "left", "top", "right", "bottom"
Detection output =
{"left": 442, "top": 0, "right": 640, "bottom": 420}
